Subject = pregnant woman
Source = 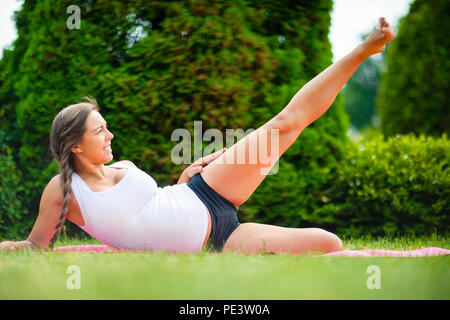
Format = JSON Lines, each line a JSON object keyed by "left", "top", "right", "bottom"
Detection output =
{"left": 1, "top": 17, "right": 395, "bottom": 255}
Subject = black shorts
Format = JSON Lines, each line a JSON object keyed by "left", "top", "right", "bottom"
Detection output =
{"left": 187, "top": 173, "right": 240, "bottom": 252}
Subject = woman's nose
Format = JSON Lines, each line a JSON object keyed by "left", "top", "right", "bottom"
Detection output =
{"left": 107, "top": 129, "right": 114, "bottom": 140}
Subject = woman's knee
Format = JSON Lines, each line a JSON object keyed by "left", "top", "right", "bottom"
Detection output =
{"left": 315, "top": 228, "right": 343, "bottom": 253}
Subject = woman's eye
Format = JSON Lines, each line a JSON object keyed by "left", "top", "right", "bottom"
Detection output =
{"left": 97, "top": 127, "right": 107, "bottom": 134}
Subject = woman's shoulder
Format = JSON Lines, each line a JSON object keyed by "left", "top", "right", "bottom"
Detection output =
{"left": 112, "top": 160, "right": 137, "bottom": 168}
{"left": 50, "top": 174, "right": 62, "bottom": 187}
{"left": 50, "top": 160, "right": 137, "bottom": 182}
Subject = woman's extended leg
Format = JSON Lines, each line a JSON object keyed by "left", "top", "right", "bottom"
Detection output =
{"left": 223, "top": 223, "right": 344, "bottom": 255}
{"left": 201, "top": 17, "right": 395, "bottom": 209}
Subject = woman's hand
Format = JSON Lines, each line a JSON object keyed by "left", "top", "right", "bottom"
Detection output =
{"left": 0, "top": 241, "right": 18, "bottom": 252}
{"left": 0, "top": 240, "right": 37, "bottom": 252}
{"left": 177, "top": 148, "right": 227, "bottom": 184}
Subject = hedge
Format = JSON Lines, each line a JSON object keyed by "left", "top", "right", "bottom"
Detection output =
{"left": 311, "top": 132, "right": 449, "bottom": 237}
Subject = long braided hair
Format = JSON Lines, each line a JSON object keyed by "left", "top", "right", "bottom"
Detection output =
{"left": 48, "top": 96, "right": 99, "bottom": 248}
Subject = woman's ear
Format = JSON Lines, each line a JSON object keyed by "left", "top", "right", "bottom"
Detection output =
{"left": 70, "top": 145, "right": 81, "bottom": 154}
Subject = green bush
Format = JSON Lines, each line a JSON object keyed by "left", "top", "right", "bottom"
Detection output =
{"left": 313, "top": 132, "right": 449, "bottom": 237}
{"left": 0, "top": 130, "right": 32, "bottom": 240}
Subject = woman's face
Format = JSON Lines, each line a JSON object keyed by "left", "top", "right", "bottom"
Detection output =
{"left": 71, "top": 110, "right": 114, "bottom": 164}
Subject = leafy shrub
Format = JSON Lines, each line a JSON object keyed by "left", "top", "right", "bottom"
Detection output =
{"left": 0, "top": 131, "right": 31, "bottom": 240}
{"left": 313, "top": 132, "right": 449, "bottom": 237}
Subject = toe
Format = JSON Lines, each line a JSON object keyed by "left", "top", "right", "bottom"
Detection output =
{"left": 379, "top": 17, "right": 389, "bottom": 27}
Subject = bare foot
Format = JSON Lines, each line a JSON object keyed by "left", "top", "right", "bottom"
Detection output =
{"left": 359, "top": 17, "right": 396, "bottom": 58}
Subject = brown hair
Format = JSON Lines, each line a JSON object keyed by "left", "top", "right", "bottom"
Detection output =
{"left": 48, "top": 96, "right": 99, "bottom": 248}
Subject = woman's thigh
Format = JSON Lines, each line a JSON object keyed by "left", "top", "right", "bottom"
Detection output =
{"left": 223, "top": 222, "right": 343, "bottom": 255}
{"left": 200, "top": 116, "right": 308, "bottom": 209}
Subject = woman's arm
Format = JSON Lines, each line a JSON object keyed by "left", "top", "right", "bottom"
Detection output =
{"left": 0, "top": 240, "right": 36, "bottom": 251}
{"left": 26, "top": 175, "right": 65, "bottom": 249}
{"left": 0, "top": 175, "right": 64, "bottom": 251}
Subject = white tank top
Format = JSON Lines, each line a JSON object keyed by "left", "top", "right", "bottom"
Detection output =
{"left": 71, "top": 162, "right": 209, "bottom": 253}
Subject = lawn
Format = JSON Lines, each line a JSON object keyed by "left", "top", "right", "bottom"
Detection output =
{"left": 1, "top": 234, "right": 449, "bottom": 300}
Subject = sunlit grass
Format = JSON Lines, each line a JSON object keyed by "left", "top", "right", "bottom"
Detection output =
{"left": 342, "top": 233, "right": 450, "bottom": 250}
{"left": 1, "top": 234, "right": 448, "bottom": 300}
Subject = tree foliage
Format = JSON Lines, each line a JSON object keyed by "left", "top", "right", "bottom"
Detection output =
{"left": 376, "top": 0, "right": 450, "bottom": 138}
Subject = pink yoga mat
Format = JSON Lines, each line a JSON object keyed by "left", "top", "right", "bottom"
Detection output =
{"left": 321, "top": 247, "right": 450, "bottom": 257}
{"left": 53, "top": 245, "right": 450, "bottom": 257}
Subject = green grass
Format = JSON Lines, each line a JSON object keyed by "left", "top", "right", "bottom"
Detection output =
{"left": 1, "top": 234, "right": 449, "bottom": 300}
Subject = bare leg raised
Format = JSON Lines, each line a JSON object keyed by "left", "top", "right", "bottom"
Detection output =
{"left": 200, "top": 17, "right": 395, "bottom": 209}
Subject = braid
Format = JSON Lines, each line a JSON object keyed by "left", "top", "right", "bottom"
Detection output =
{"left": 49, "top": 96, "right": 99, "bottom": 249}
{"left": 49, "top": 151, "right": 74, "bottom": 248}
